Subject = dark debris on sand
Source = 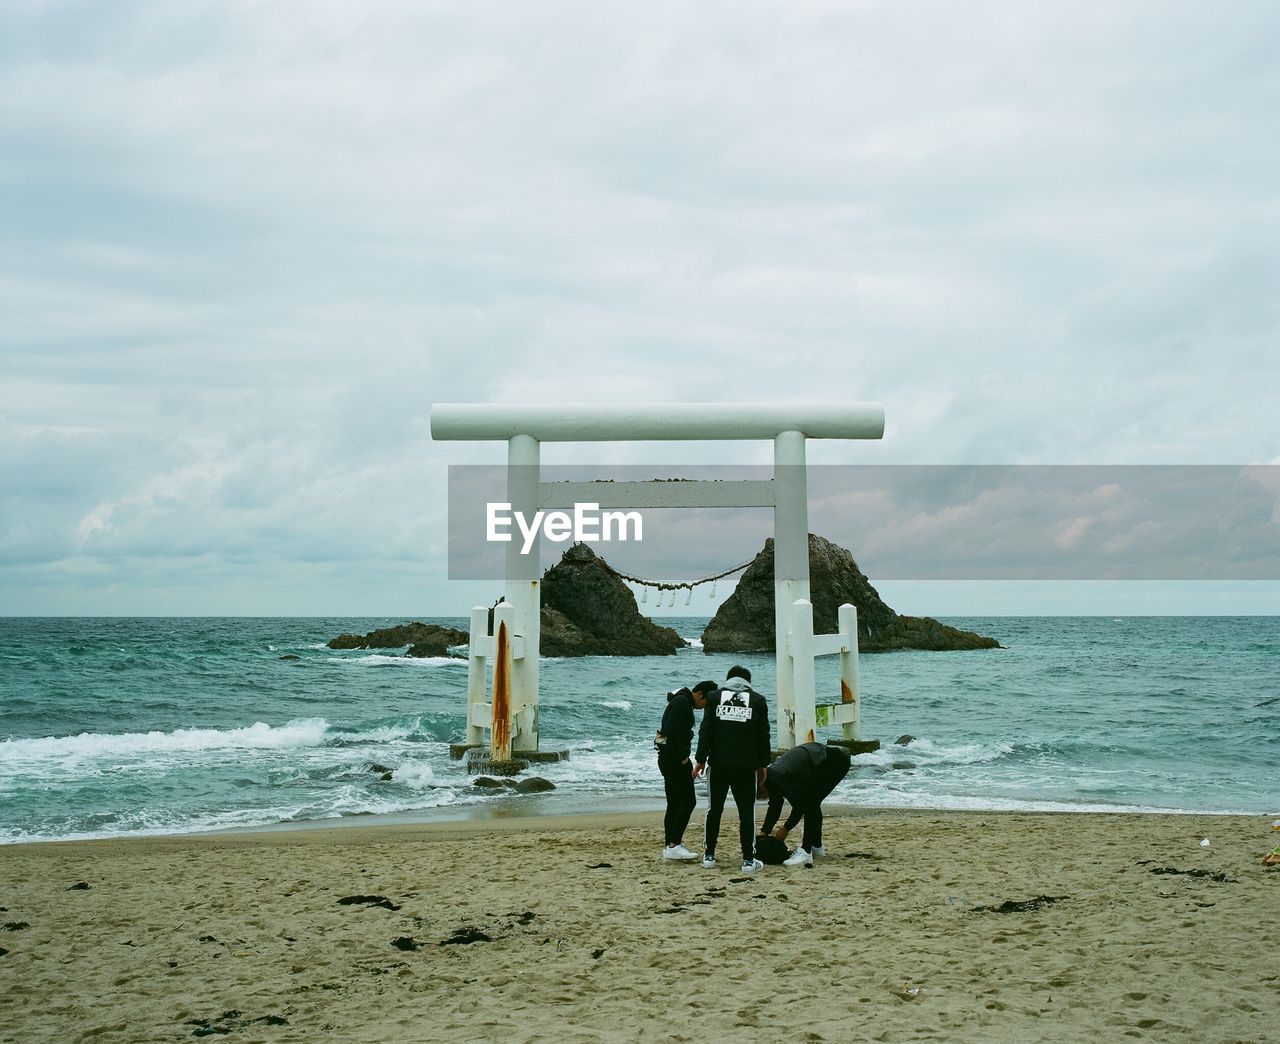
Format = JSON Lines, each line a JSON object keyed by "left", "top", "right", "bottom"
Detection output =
{"left": 1145, "top": 865, "right": 1234, "bottom": 883}
{"left": 184, "top": 1011, "right": 289, "bottom": 1037}
{"left": 972, "top": 895, "right": 1070, "bottom": 914}
{"left": 440, "top": 927, "right": 493, "bottom": 946}
{"left": 337, "top": 895, "right": 402, "bottom": 911}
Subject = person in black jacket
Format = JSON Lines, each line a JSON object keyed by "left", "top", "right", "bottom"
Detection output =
{"left": 694, "top": 666, "right": 772, "bottom": 874}
{"left": 760, "top": 740, "right": 852, "bottom": 867}
{"left": 656, "top": 680, "right": 718, "bottom": 861}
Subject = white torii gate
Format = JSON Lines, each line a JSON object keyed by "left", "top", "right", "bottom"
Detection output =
{"left": 430, "top": 402, "right": 885, "bottom": 765}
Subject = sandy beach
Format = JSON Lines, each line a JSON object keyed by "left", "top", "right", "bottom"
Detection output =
{"left": 2, "top": 808, "right": 1276, "bottom": 1043}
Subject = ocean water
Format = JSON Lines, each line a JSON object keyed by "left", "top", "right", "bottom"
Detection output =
{"left": 0, "top": 616, "right": 1276, "bottom": 844}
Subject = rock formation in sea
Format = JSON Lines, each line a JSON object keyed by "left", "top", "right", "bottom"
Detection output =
{"left": 328, "top": 622, "right": 469, "bottom": 658}
{"left": 333, "top": 546, "right": 684, "bottom": 659}
{"left": 534, "top": 543, "right": 687, "bottom": 656}
{"left": 701, "top": 533, "right": 1000, "bottom": 653}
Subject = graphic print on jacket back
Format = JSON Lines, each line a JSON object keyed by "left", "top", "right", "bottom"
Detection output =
{"left": 716, "top": 690, "right": 753, "bottom": 722}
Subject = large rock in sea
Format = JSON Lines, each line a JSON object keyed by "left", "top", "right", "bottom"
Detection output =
{"left": 328, "top": 622, "right": 469, "bottom": 658}
{"left": 535, "top": 543, "right": 687, "bottom": 656}
{"left": 701, "top": 534, "right": 1000, "bottom": 653}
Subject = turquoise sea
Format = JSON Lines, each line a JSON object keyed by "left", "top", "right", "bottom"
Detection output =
{"left": 0, "top": 616, "right": 1276, "bottom": 843}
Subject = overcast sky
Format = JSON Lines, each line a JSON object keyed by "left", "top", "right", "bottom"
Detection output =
{"left": 2, "top": 1, "right": 1277, "bottom": 616}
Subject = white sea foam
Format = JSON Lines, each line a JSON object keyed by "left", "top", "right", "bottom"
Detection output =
{"left": 0, "top": 787, "right": 477, "bottom": 844}
{"left": 334, "top": 654, "right": 467, "bottom": 668}
{"left": 0, "top": 718, "right": 331, "bottom": 765}
{"left": 858, "top": 738, "right": 1015, "bottom": 768}
{"left": 601, "top": 700, "right": 632, "bottom": 711}
{"left": 328, "top": 723, "right": 417, "bottom": 744}
{"left": 532, "top": 744, "right": 655, "bottom": 787}
{"left": 392, "top": 762, "right": 438, "bottom": 789}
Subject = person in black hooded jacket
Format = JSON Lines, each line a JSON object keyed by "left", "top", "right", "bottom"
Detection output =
{"left": 655, "top": 680, "right": 717, "bottom": 861}
{"left": 693, "top": 666, "right": 772, "bottom": 873}
{"left": 761, "top": 740, "right": 852, "bottom": 867}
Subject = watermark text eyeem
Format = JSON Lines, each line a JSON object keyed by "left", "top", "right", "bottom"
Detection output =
{"left": 486, "top": 502, "right": 644, "bottom": 554}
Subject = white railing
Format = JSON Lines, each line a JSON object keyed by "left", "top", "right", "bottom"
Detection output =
{"left": 785, "top": 599, "right": 861, "bottom": 746}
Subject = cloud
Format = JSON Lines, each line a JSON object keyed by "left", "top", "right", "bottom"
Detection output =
{"left": 1, "top": 1, "right": 1277, "bottom": 612}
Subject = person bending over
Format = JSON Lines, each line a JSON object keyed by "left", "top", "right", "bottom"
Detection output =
{"left": 761, "top": 741, "right": 852, "bottom": 867}
{"left": 694, "top": 666, "right": 772, "bottom": 875}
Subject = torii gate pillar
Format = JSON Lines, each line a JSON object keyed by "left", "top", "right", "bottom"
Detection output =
{"left": 773, "top": 429, "right": 810, "bottom": 748}
{"left": 505, "top": 433, "right": 541, "bottom": 755}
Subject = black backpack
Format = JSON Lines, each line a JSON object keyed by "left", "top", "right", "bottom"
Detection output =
{"left": 754, "top": 834, "right": 790, "bottom": 865}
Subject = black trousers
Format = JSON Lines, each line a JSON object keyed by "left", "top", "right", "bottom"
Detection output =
{"left": 659, "top": 757, "right": 696, "bottom": 846}
{"left": 703, "top": 764, "right": 756, "bottom": 862}
{"left": 792, "top": 759, "right": 851, "bottom": 851}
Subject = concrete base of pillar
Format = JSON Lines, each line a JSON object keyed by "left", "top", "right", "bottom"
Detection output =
{"left": 464, "top": 753, "right": 529, "bottom": 776}
{"left": 516, "top": 749, "right": 570, "bottom": 764}
{"left": 451, "top": 743, "right": 570, "bottom": 765}
{"left": 769, "top": 738, "right": 880, "bottom": 761}
{"left": 826, "top": 738, "right": 881, "bottom": 756}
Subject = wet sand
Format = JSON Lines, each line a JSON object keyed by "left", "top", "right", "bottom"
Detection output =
{"left": 2, "top": 808, "right": 1277, "bottom": 1042}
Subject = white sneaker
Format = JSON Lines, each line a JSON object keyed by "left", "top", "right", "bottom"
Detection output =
{"left": 740, "top": 858, "right": 764, "bottom": 874}
{"left": 701, "top": 854, "right": 717, "bottom": 869}
{"left": 812, "top": 845, "right": 826, "bottom": 858}
{"left": 783, "top": 848, "right": 813, "bottom": 867}
{"left": 663, "top": 844, "right": 697, "bottom": 862}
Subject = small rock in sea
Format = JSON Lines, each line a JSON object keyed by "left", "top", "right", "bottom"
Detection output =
{"left": 891, "top": 761, "right": 916, "bottom": 770}
{"left": 894, "top": 734, "right": 915, "bottom": 746}
{"left": 278, "top": 654, "right": 301, "bottom": 661}
{"left": 68, "top": 882, "right": 91, "bottom": 890}
{"left": 329, "top": 622, "right": 467, "bottom": 654}
{"left": 471, "top": 776, "right": 506, "bottom": 789}
{"left": 0, "top": 947, "right": 8, "bottom": 958}
{"left": 515, "top": 777, "right": 556, "bottom": 794}
{"left": 2, "top": 922, "right": 30, "bottom": 932}
{"left": 591, "top": 948, "right": 605, "bottom": 959}
{"left": 364, "top": 762, "right": 393, "bottom": 776}
{"left": 198, "top": 935, "right": 217, "bottom": 943}
{"left": 391, "top": 936, "right": 420, "bottom": 951}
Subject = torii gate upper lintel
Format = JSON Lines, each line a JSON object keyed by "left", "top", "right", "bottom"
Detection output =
{"left": 430, "top": 402, "right": 886, "bottom": 763}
